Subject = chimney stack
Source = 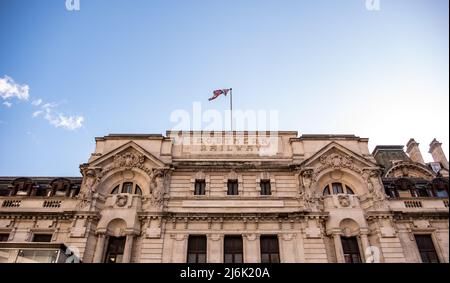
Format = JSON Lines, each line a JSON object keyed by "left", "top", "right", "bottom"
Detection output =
{"left": 406, "top": 138, "right": 425, "bottom": 164}
{"left": 429, "top": 139, "right": 449, "bottom": 170}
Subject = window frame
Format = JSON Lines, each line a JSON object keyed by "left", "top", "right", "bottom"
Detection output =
{"left": 414, "top": 234, "right": 440, "bottom": 263}
{"left": 194, "top": 179, "right": 206, "bottom": 196}
{"left": 224, "top": 236, "right": 243, "bottom": 263}
{"left": 187, "top": 235, "right": 207, "bottom": 263}
{"left": 260, "top": 180, "right": 272, "bottom": 196}
{"left": 227, "top": 180, "right": 239, "bottom": 196}
{"left": 260, "top": 235, "right": 280, "bottom": 263}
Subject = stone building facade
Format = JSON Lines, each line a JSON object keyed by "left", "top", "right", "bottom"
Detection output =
{"left": 0, "top": 131, "right": 448, "bottom": 263}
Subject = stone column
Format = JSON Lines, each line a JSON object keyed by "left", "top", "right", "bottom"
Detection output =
{"left": 359, "top": 233, "right": 370, "bottom": 263}
{"left": 333, "top": 233, "right": 345, "bottom": 263}
{"left": 207, "top": 234, "right": 224, "bottom": 263}
{"left": 122, "top": 234, "right": 134, "bottom": 263}
{"left": 93, "top": 233, "right": 106, "bottom": 263}
{"left": 243, "top": 234, "right": 260, "bottom": 263}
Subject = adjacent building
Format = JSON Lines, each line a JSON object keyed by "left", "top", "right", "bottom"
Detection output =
{"left": 0, "top": 131, "right": 448, "bottom": 263}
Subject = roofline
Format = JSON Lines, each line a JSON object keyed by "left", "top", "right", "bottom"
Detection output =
{"left": 372, "top": 145, "right": 405, "bottom": 156}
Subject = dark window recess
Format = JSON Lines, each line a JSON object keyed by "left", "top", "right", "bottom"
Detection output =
{"left": 0, "top": 188, "right": 10, "bottom": 196}
{"left": 227, "top": 180, "right": 239, "bottom": 196}
{"left": 122, "top": 182, "right": 133, "bottom": 194}
{"left": 135, "top": 185, "right": 142, "bottom": 195}
{"left": 332, "top": 183, "right": 344, "bottom": 194}
{"left": 415, "top": 235, "right": 440, "bottom": 263}
{"left": 260, "top": 180, "right": 271, "bottom": 195}
{"left": 224, "top": 236, "right": 243, "bottom": 263}
{"left": 345, "top": 186, "right": 354, "bottom": 194}
{"left": 194, "top": 180, "right": 206, "bottom": 196}
{"left": 105, "top": 237, "right": 126, "bottom": 263}
{"left": 0, "top": 233, "right": 9, "bottom": 242}
{"left": 341, "top": 237, "right": 362, "bottom": 263}
{"left": 111, "top": 185, "right": 120, "bottom": 194}
{"left": 187, "top": 235, "right": 207, "bottom": 263}
{"left": 32, "top": 234, "right": 53, "bottom": 242}
{"left": 260, "top": 236, "right": 280, "bottom": 263}
{"left": 323, "top": 185, "right": 331, "bottom": 196}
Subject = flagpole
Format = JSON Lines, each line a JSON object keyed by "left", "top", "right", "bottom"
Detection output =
{"left": 230, "top": 88, "right": 233, "bottom": 132}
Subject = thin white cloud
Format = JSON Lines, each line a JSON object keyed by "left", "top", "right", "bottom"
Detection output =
{"left": 46, "top": 113, "right": 84, "bottom": 130}
{"left": 31, "top": 99, "right": 42, "bottom": 106}
{"left": 34, "top": 100, "right": 84, "bottom": 130}
{"left": 32, "top": 110, "right": 43, "bottom": 117}
{"left": 1, "top": 75, "right": 85, "bottom": 131}
{"left": 0, "top": 75, "right": 30, "bottom": 102}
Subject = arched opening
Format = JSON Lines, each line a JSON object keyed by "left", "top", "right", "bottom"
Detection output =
{"left": 104, "top": 219, "right": 127, "bottom": 264}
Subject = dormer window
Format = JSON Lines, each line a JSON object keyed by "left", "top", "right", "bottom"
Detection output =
{"left": 110, "top": 182, "right": 142, "bottom": 195}
{"left": 50, "top": 178, "right": 72, "bottom": 197}
{"left": 12, "top": 178, "right": 34, "bottom": 196}
{"left": 323, "top": 182, "right": 354, "bottom": 196}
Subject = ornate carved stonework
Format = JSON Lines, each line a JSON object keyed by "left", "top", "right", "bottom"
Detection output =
{"left": 316, "top": 153, "right": 361, "bottom": 176}
{"left": 114, "top": 152, "right": 145, "bottom": 169}
{"left": 149, "top": 168, "right": 170, "bottom": 207}
{"left": 116, "top": 195, "right": 128, "bottom": 207}
{"left": 338, "top": 195, "right": 351, "bottom": 207}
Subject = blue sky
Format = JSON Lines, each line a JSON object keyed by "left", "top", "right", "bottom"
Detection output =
{"left": 0, "top": 0, "right": 448, "bottom": 176}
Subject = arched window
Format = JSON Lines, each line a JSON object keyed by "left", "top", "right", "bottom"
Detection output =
{"left": 323, "top": 185, "right": 331, "bottom": 196}
{"left": 323, "top": 182, "right": 355, "bottom": 195}
{"left": 111, "top": 185, "right": 120, "bottom": 194}
{"left": 110, "top": 182, "right": 143, "bottom": 195}
{"left": 135, "top": 185, "right": 142, "bottom": 195}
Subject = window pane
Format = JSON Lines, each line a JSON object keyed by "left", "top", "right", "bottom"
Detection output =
{"left": 415, "top": 235, "right": 439, "bottom": 263}
{"left": 224, "top": 254, "right": 233, "bottom": 263}
{"left": 187, "top": 235, "right": 207, "bottom": 263}
{"left": 341, "top": 237, "right": 361, "bottom": 263}
{"left": 332, "top": 183, "right": 344, "bottom": 194}
{"left": 260, "top": 180, "right": 271, "bottom": 195}
{"left": 436, "top": 189, "right": 448, "bottom": 198}
{"left": 227, "top": 180, "right": 238, "bottom": 195}
{"left": 0, "top": 234, "right": 9, "bottom": 242}
{"left": 122, "top": 183, "right": 133, "bottom": 194}
{"left": 111, "top": 185, "right": 119, "bottom": 194}
{"left": 323, "top": 185, "right": 330, "bottom": 196}
{"left": 345, "top": 186, "right": 354, "bottom": 194}
{"left": 195, "top": 180, "right": 206, "bottom": 195}
{"left": 32, "top": 234, "right": 52, "bottom": 242}
{"left": 135, "top": 185, "right": 142, "bottom": 195}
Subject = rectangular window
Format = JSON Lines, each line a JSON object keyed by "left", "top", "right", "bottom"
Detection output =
{"left": 415, "top": 235, "right": 440, "bottom": 263}
{"left": 227, "top": 180, "right": 239, "bottom": 196}
{"left": 32, "top": 234, "right": 53, "bottom": 242}
{"left": 224, "top": 236, "right": 243, "bottom": 263}
{"left": 187, "top": 235, "right": 207, "bottom": 263}
{"left": 332, "top": 183, "right": 344, "bottom": 194}
{"left": 260, "top": 235, "right": 280, "bottom": 263}
{"left": 105, "top": 236, "right": 126, "bottom": 263}
{"left": 0, "top": 233, "right": 9, "bottom": 242}
{"left": 260, "top": 180, "right": 272, "bottom": 195}
{"left": 341, "top": 236, "right": 362, "bottom": 263}
{"left": 194, "top": 180, "right": 206, "bottom": 196}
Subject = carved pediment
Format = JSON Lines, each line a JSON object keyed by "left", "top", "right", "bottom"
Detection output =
{"left": 89, "top": 141, "right": 166, "bottom": 170}
{"left": 302, "top": 142, "right": 378, "bottom": 170}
